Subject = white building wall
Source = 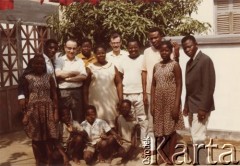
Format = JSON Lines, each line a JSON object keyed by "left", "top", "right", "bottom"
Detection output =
{"left": 191, "top": 0, "right": 215, "bottom": 35}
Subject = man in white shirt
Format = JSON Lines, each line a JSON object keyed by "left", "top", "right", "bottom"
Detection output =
{"left": 142, "top": 27, "right": 180, "bottom": 163}
{"left": 55, "top": 39, "right": 87, "bottom": 123}
{"left": 106, "top": 32, "right": 128, "bottom": 69}
{"left": 118, "top": 38, "right": 148, "bottom": 147}
{"left": 18, "top": 39, "right": 58, "bottom": 111}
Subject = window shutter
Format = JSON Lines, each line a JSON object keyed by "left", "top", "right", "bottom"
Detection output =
{"left": 233, "top": 0, "right": 240, "bottom": 33}
{"left": 216, "top": 0, "right": 240, "bottom": 34}
{"left": 216, "top": 0, "right": 231, "bottom": 34}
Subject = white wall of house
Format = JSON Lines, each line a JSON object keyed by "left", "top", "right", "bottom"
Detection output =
{"left": 191, "top": 0, "right": 215, "bottom": 35}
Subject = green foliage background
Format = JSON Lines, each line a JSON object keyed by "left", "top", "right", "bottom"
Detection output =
{"left": 46, "top": 0, "right": 210, "bottom": 49}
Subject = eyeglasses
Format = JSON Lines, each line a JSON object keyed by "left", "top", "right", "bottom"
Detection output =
{"left": 110, "top": 42, "right": 121, "bottom": 45}
{"left": 66, "top": 47, "right": 77, "bottom": 51}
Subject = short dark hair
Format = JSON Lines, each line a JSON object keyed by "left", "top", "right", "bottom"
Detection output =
{"left": 65, "top": 38, "right": 79, "bottom": 46}
{"left": 44, "top": 39, "right": 58, "bottom": 49}
{"left": 85, "top": 105, "right": 97, "bottom": 115}
{"left": 81, "top": 38, "right": 92, "bottom": 46}
{"left": 93, "top": 43, "right": 107, "bottom": 54}
{"left": 159, "top": 40, "right": 173, "bottom": 51}
{"left": 110, "top": 32, "right": 121, "bottom": 40}
{"left": 127, "top": 38, "right": 140, "bottom": 47}
{"left": 181, "top": 35, "right": 197, "bottom": 44}
{"left": 121, "top": 99, "right": 132, "bottom": 107}
{"left": 148, "top": 27, "right": 164, "bottom": 36}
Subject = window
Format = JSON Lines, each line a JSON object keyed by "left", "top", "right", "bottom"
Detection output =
{"left": 215, "top": 0, "right": 240, "bottom": 34}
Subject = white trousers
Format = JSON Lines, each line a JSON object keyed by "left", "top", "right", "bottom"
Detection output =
{"left": 188, "top": 112, "right": 210, "bottom": 144}
{"left": 123, "top": 93, "right": 148, "bottom": 144}
{"left": 146, "top": 94, "right": 155, "bottom": 152}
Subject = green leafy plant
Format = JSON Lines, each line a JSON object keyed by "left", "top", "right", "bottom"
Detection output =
{"left": 46, "top": 0, "right": 210, "bottom": 49}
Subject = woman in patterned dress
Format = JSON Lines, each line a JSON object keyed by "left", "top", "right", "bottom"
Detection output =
{"left": 151, "top": 41, "right": 185, "bottom": 164}
{"left": 21, "top": 54, "right": 70, "bottom": 166}
{"left": 83, "top": 44, "right": 123, "bottom": 128}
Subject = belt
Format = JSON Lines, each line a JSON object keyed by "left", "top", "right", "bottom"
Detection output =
{"left": 59, "top": 87, "right": 82, "bottom": 90}
{"left": 123, "top": 92, "right": 142, "bottom": 95}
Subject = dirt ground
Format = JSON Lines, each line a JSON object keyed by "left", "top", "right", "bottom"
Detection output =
{"left": 0, "top": 131, "right": 240, "bottom": 166}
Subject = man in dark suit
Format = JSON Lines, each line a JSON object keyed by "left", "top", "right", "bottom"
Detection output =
{"left": 181, "top": 35, "right": 215, "bottom": 164}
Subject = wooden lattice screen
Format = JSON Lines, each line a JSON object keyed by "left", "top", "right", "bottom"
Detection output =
{"left": 0, "top": 21, "right": 50, "bottom": 133}
{"left": 0, "top": 21, "right": 49, "bottom": 88}
{"left": 0, "top": 23, "right": 18, "bottom": 88}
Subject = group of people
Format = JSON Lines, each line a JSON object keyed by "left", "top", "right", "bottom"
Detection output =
{"left": 18, "top": 27, "right": 216, "bottom": 165}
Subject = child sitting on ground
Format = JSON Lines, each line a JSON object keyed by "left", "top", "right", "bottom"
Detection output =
{"left": 81, "top": 105, "right": 122, "bottom": 165}
{"left": 60, "top": 110, "right": 88, "bottom": 165}
{"left": 115, "top": 99, "right": 140, "bottom": 163}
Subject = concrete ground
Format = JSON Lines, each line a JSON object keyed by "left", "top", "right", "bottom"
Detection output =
{"left": 0, "top": 131, "right": 240, "bottom": 166}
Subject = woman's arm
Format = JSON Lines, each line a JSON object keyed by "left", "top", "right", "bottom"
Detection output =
{"left": 114, "top": 67, "right": 123, "bottom": 104}
{"left": 142, "top": 70, "right": 148, "bottom": 107}
{"left": 50, "top": 76, "right": 59, "bottom": 123}
{"left": 173, "top": 62, "right": 182, "bottom": 121}
{"left": 150, "top": 67, "right": 156, "bottom": 116}
{"left": 83, "top": 67, "right": 92, "bottom": 107}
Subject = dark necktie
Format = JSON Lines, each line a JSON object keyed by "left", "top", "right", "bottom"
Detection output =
{"left": 188, "top": 58, "right": 193, "bottom": 67}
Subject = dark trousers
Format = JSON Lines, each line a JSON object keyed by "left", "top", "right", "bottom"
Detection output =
{"left": 59, "top": 87, "right": 84, "bottom": 123}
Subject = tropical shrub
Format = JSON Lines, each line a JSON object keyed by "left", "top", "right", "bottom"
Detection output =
{"left": 46, "top": 0, "right": 210, "bottom": 48}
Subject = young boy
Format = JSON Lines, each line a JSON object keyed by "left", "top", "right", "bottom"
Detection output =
{"left": 81, "top": 105, "right": 121, "bottom": 164}
{"left": 115, "top": 99, "right": 140, "bottom": 163}
{"left": 60, "top": 110, "right": 88, "bottom": 165}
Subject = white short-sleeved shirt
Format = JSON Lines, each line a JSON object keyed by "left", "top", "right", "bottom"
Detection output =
{"left": 106, "top": 50, "right": 128, "bottom": 69}
{"left": 55, "top": 55, "right": 87, "bottom": 89}
{"left": 142, "top": 47, "right": 162, "bottom": 94}
{"left": 118, "top": 55, "right": 144, "bottom": 94}
{"left": 81, "top": 118, "right": 111, "bottom": 145}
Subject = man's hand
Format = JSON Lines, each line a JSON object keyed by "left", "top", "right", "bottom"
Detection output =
{"left": 171, "top": 41, "right": 180, "bottom": 51}
{"left": 19, "top": 99, "right": 26, "bottom": 111}
{"left": 113, "top": 134, "right": 123, "bottom": 145}
{"left": 171, "top": 41, "right": 180, "bottom": 61}
{"left": 69, "top": 71, "right": 80, "bottom": 77}
{"left": 183, "top": 107, "right": 189, "bottom": 117}
{"left": 197, "top": 110, "right": 207, "bottom": 122}
{"left": 67, "top": 125, "right": 73, "bottom": 133}
{"left": 22, "top": 113, "right": 29, "bottom": 125}
{"left": 171, "top": 109, "right": 179, "bottom": 122}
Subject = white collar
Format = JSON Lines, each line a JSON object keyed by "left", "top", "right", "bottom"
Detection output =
{"left": 192, "top": 49, "right": 200, "bottom": 60}
{"left": 63, "top": 55, "right": 77, "bottom": 61}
